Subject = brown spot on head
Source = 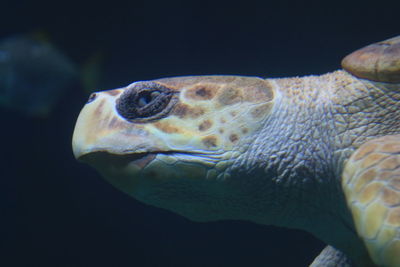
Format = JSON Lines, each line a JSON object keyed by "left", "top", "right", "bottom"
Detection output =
{"left": 229, "top": 134, "right": 239, "bottom": 143}
{"left": 172, "top": 103, "right": 189, "bottom": 118}
{"left": 104, "top": 89, "right": 121, "bottom": 96}
{"left": 187, "top": 106, "right": 205, "bottom": 118}
{"left": 185, "top": 84, "right": 218, "bottom": 100}
{"left": 219, "top": 128, "right": 224, "bottom": 134}
{"left": 198, "top": 120, "right": 212, "bottom": 131}
{"left": 108, "top": 116, "right": 132, "bottom": 131}
{"left": 220, "top": 118, "right": 226, "bottom": 123}
{"left": 202, "top": 136, "right": 218, "bottom": 148}
{"left": 218, "top": 87, "right": 242, "bottom": 106}
{"left": 108, "top": 117, "right": 119, "bottom": 128}
{"left": 241, "top": 128, "right": 248, "bottom": 134}
{"left": 250, "top": 102, "right": 273, "bottom": 119}
{"left": 230, "top": 111, "right": 237, "bottom": 117}
{"left": 172, "top": 103, "right": 205, "bottom": 119}
{"left": 242, "top": 81, "right": 274, "bottom": 103}
{"left": 94, "top": 99, "right": 106, "bottom": 116}
{"left": 153, "top": 122, "right": 181, "bottom": 134}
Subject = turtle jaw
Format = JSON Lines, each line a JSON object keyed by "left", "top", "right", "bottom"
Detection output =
{"left": 75, "top": 150, "right": 159, "bottom": 197}
{"left": 77, "top": 151, "right": 158, "bottom": 170}
{"left": 74, "top": 149, "right": 224, "bottom": 218}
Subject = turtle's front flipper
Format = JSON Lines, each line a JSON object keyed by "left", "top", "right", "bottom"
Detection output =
{"left": 310, "top": 246, "right": 354, "bottom": 267}
{"left": 343, "top": 135, "right": 400, "bottom": 266}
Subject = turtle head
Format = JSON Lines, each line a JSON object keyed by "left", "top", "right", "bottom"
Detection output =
{"left": 72, "top": 76, "right": 275, "bottom": 221}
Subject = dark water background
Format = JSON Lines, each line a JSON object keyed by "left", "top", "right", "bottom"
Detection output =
{"left": 2, "top": 1, "right": 399, "bottom": 266}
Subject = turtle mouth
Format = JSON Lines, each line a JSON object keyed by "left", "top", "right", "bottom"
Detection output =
{"left": 78, "top": 150, "right": 219, "bottom": 171}
{"left": 78, "top": 150, "right": 188, "bottom": 169}
{"left": 79, "top": 151, "right": 162, "bottom": 169}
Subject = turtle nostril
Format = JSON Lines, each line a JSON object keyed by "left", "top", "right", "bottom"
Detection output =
{"left": 87, "top": 93, "right": 97, "bottom": 103}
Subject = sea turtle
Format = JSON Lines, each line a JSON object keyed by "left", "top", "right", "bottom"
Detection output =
{"left": 72, "top": 35, "right": 400, "bottom": 266}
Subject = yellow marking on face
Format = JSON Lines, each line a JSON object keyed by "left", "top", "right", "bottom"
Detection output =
{"left": 103, "top": 89, "right": 121, "bottom": 96}
{"left": 153, "top": 121, "right": 182, "bottom": 134}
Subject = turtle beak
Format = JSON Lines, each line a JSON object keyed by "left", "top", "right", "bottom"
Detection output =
{"left": 72, "top": 87, "right": 167, "bottom": 161}
{"left": 72, "top": 91, "right": 110, "bottom": 160}
{"left": 72, "top": 89, "right": 128, "bottom": 160}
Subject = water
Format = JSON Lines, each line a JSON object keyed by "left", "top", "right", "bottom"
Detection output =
{"left": 2, "top": 1, "right": 399, "bottom": 266}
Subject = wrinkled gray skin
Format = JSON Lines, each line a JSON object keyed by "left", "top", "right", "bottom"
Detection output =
{"left": 217, "top": 74, "right": 400, "bottom": 266}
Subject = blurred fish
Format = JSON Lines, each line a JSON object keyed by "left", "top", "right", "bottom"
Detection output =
{"left": 0, "top": 34, "right": 78, "bottom": 117}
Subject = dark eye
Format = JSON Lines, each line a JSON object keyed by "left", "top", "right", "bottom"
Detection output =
{"left": 116, "top": 81, "right": 178, "bottom": 122}
{"left": 137, "top": 90, "right": 160, "bottom": 107}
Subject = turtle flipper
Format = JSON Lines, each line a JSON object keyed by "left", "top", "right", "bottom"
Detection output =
{"left": 343, "top": 135, "right": 400, "bottom": 266}
{"left": 310, "top": 246, "right": 354, "bottom": 267}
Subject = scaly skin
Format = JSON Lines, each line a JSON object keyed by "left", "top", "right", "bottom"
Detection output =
{"left": 72, "top": 37, "right": 400, "bottom": 266}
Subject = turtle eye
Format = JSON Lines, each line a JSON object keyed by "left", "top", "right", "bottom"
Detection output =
{"left": 137, "top": 90, "right": 160, "bottom": 107}
{"left": 116, "top": 81, "right": 178, "bottom": 122}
